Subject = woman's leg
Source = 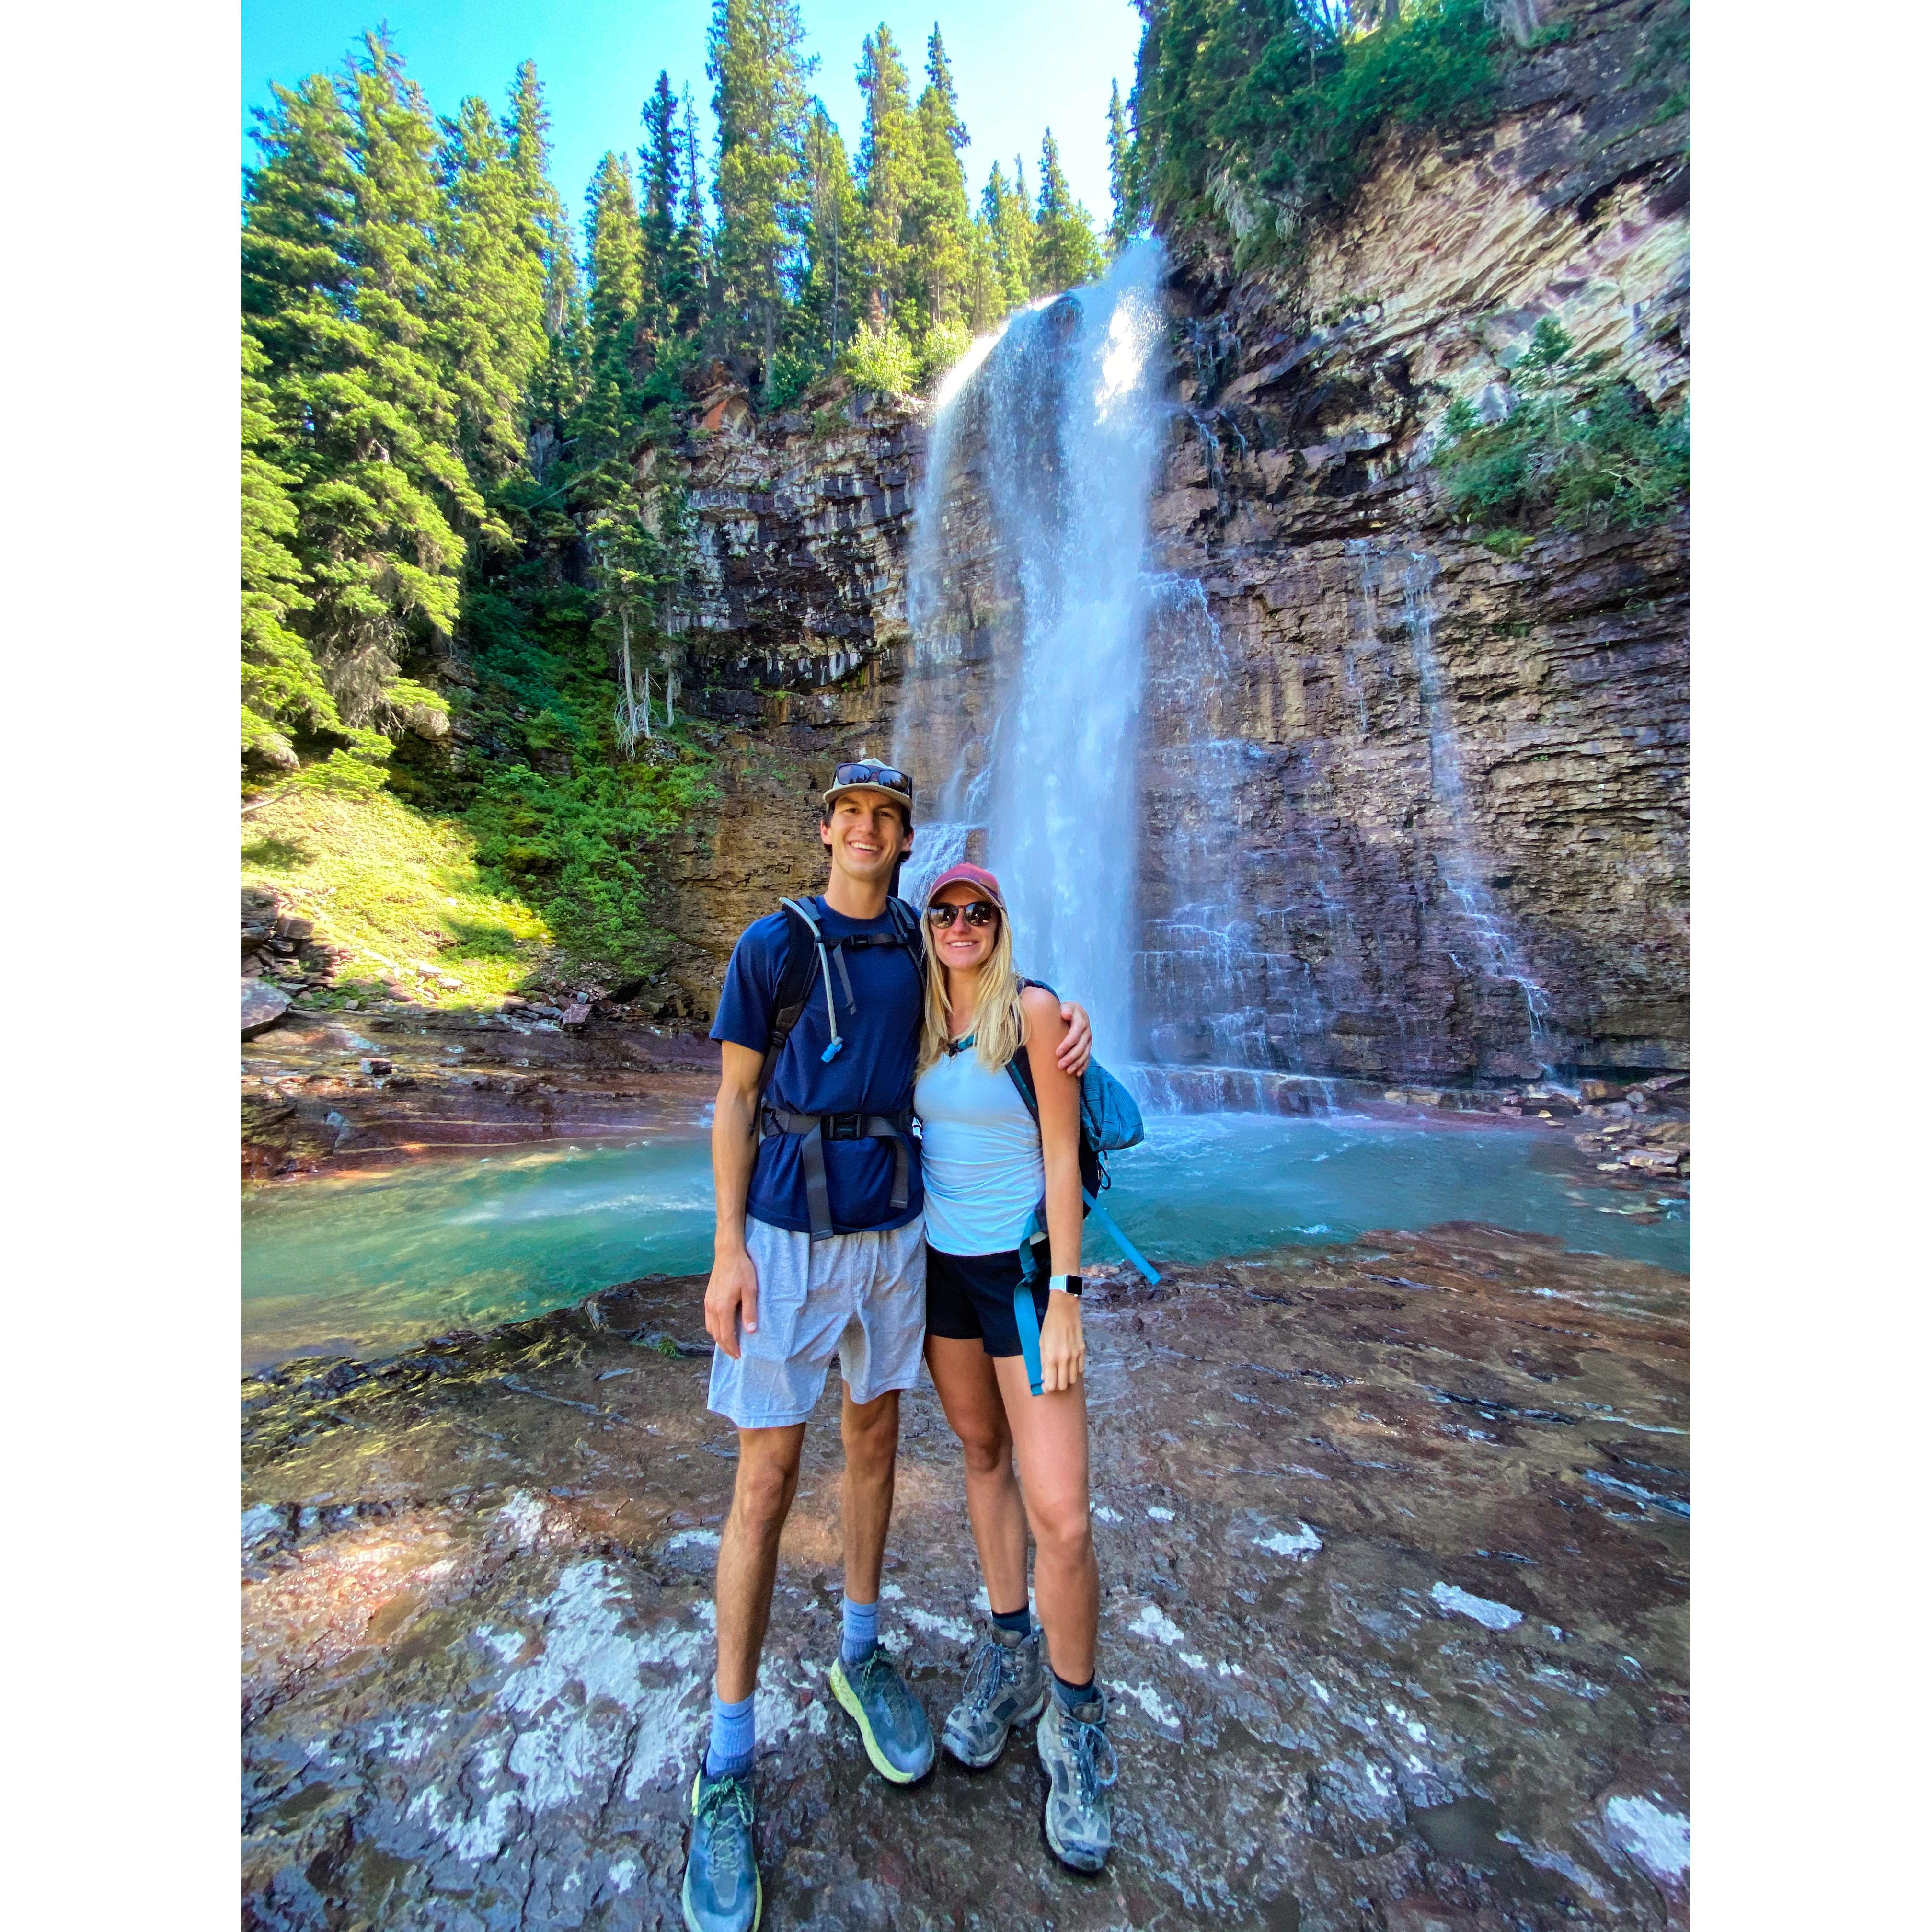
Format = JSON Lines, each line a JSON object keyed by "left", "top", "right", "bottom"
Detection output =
{"left": 990, "top": 1356, "right": 1097, "bottom": 1684}
{"left": 923, "top": 1334, "right": 1029, "bottom": 1615}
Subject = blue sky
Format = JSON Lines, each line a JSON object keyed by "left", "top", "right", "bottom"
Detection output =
{"left": 242, "top": 0, "right": 1145, "bottom": 243}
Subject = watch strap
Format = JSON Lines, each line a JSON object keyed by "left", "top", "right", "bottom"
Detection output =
{"left": 1048, "top": 1273, "right": 1084, "bottom": 1298}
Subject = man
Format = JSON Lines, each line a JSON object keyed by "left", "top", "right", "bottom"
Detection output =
{"left": 680, "top": 760, "right": 1092, "bottom": 1932}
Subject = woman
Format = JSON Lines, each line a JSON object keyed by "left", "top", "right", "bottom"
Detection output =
{"left": 913, "top": 860, "right": 1117, "bottom": 1873}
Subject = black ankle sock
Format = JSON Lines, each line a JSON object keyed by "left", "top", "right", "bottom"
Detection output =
{"left": 991, "top": 1603, "right": 1032, "bottom": 1637}
{"left": 1050, "top": 1668, "right": 1097, "bottom": 1710}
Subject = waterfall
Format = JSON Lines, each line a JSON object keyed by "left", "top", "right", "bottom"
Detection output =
{"left": 895, "top": 242, "right": 1172, "bottom": 1061}
{"left": 1348, "top": 541, "right": 1552, "bottom": 1056}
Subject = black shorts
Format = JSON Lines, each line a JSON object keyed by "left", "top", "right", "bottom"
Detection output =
{"left": 924, "top": 1244, "right": 1050, "bottom": 1359}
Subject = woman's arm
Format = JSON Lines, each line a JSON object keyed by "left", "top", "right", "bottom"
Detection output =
{"left": 1021, "top": 986, "right": 1085, "bottom": 1392}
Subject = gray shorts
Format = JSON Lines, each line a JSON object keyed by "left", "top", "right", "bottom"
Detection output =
{"left": 706, "top": 1215, "right": 928, "bottom": 1429}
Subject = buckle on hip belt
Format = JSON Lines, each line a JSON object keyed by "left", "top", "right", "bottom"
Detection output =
{"left": 820, "top": 1112, "right": 865, "bottom": 1141}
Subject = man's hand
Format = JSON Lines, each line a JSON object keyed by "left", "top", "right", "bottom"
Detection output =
{"left": 1057, "top": 1000, "right": 1093, "bottom": 1076}
{"left": 705, "top": 1244, "right": 759, "bottom": 1358}
{"left": 1039, "top": 1293, "right": 1086, "bottom": 1393}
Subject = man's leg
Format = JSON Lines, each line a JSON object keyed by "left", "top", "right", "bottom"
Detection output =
{"left": 839, "top": 1383, "right": 900, "bottom": 1613}
{"left": 713, "top": 1422, "right": 808, "bottom": 1705}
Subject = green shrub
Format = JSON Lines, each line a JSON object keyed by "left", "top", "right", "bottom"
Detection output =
{"left": 916, "top": 319, "right": 973, "bottom": 386}
{"left": 838, "top": 320, "right": 920, "bottom": 396}
{"left": 1137, "top": 0, "right": 1502, "bottom": 261}
{"left": 1431, "top": 319, "right": 1690, "bottom": 538}
{"left": 467, "top": 749, "right": 718, "bottom": 977}
{"left": 762, "top": 348, "right": 823, "bottom": 412}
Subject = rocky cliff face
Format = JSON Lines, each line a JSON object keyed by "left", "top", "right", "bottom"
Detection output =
{"left": 637, "top": 395, "right": 928, "bottom": 1023}
{"left": 649, "top": 0, "right": 1688, "bottom": 1080}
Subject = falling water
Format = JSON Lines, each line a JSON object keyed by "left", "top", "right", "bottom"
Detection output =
{"left": 895, "top": 242, "right": 1173, "bottom": 1059}
{"left": 1349, "top": 541, "right": 1552, "bottom": 1054}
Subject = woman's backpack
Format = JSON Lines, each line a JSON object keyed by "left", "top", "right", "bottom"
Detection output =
{"left": 1003, "top": 979, "right": 1161, "bottom": 1395}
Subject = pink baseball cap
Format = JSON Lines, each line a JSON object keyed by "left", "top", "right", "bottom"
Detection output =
{"left": 922, "top": 862, "right": 1006, "bottom": 909}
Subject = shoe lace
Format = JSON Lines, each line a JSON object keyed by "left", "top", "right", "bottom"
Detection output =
{"left": 1070, "top": 1706, "right": 1118, "bottom": 1807}
{"left": 695, "top": 1771, "right": 754, "bottom": 1873}
{"left": 857, "top": 1646, "right": 918, "bottom": 1726}
{"left": 959, "top": 1636, "right": 1007, "bottom": 1715}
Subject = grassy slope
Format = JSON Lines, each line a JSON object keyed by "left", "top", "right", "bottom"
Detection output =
{"left": 242, "top": 787, "right": 550, "bottom": 1006}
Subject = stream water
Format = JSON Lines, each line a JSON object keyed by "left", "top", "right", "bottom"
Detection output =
{"left": 242, "top": 1112, "right": 1685, "bottom": 1368}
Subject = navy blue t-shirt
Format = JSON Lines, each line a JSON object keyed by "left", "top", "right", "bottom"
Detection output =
{"left": 710, "top": 897, "right": 926, "bottom": 1235}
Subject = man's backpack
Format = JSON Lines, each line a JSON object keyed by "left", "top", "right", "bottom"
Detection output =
{"left": 1002, "top": 978, "right": 1161, "bottom": 1396}
{"left": 755, "top": 895, "right": 924, "bottom": 1241}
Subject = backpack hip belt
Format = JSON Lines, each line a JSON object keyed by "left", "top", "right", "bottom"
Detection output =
{"left": 760, "top": 1106, "right": 915, "bottom": 1241}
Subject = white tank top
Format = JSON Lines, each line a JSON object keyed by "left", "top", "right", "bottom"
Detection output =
{"left": 914, "top": 1043, "right": 1044, "bottom": 1255}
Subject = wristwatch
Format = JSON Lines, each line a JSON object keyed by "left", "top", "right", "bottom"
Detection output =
{"left": 1048, "top": 1273, "right": 1084, "bottom": 1298}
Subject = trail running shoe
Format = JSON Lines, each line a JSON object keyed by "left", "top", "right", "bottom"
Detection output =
{"left": 828, "top": 1645, "right": 935, "bottom": 1784}
{"left": 1037, "top": 1686, "right": 1118, "bottom": 1872}
{"left": 681, "top": 1766, "right": 761, "bottom": 1932}
{"left": 942, "top": 1625, "right": 1046, "bottom": 1769}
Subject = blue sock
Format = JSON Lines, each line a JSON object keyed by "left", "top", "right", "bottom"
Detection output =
{"left": 1051, "top": 1668, "right": 1097, "bottom": 1712}
{"left": 703, "top": 1687, "right": 755, "bottom": 1781}
{"left": 991, "top": 1602, "right": 1032, "bottom": 1637}
{"left": 840, "top": 1593, "right": 879, "bottom": 1665}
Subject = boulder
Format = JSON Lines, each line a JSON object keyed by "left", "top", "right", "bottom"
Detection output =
{"left": 242, "top": 981, "right": 291, "bottom": 1037}
{"left": 1578, "top": 1079, "right": 1628, "bottom": 1104}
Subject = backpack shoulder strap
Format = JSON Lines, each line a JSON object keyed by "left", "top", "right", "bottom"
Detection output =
{"left": 760, "top": 899, "right": 827, "bottom": 1096}
{"left": 885, "top": 894, "right": 921, "bottom": 946}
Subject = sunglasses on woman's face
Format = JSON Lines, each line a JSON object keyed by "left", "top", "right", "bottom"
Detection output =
{"left": 926, "top": 900, "right": 999, "bottom": 929}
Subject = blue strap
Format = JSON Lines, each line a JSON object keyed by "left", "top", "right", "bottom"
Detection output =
{"left": 1014, "top": 1260, "right": 1046, "bottom": 1399}
{"left": 1084, "top": 1196, "right": 1161, "bottom": 1287}
{"left": 1012, "top": 1194, "right": 1161, "bottom": 1400}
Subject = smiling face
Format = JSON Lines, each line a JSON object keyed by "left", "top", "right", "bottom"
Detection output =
{"left": 819, "top": 788, "right": 911, "bottom": 887}
{"left": 927, "top": 879, "right": 1000, "bottom": 976}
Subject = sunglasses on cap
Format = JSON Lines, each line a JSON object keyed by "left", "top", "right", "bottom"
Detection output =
{"left": 833, "top": 761, "right": 912, "bottom": 794}
{"left": 926, "top": 900, "right": 999, "bottom": 929}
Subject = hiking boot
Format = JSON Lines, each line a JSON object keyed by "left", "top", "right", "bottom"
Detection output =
{"left": 828, "top": 1645, "right": 935, "bottom": 1784}
{"left": 942, "top": 1625, "right": 1046, "bottom": 1769}
{"left": 681, "top": 1766, "right": 761, "bottom": 1932}
{"left": 1037, "top": 1686, "right": 1118, "bottom": 1872}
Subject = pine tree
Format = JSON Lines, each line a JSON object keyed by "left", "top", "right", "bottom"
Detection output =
{"left": 507, "top": 61, "right": 586, "bottom": 465}
{"left": 906, "top": 24, "right": 973, "bottom": 334}
{"left": 584, "top": 151, "right": 644, "bottom": 368}
{"left": 981, "top": 158, "right": 1035, "bottom": 311}
{"left": 708, "top": 0, "right": 814, "bottom": 374}
{"left": 242, "top": 327, "right": 334, "bottom": 769}
{"left": 638, "top": 71, "right": 682, "bottom": 342}
{"left": 1032, "top": 128, "right": 1103, "bottom": 295}
{"left": 1105, "top": 78, "right": 1141, "bottom": 253}
{"left": 670, "top": 91, "right": 711, "bottom": 338}
{"left": 244, "top": 34, "right": 483, "bottom": 735}
{"left": 855, "top": 24, "right": 918, "bottom": 325}
{"left": 798, "top": 103, "right": 861, "bottom": 357}
{"left": 437, "top": 94, "right": 549, "bottom": 486}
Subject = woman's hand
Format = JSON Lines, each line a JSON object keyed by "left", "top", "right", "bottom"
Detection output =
{"left": 1039, "top": 1291, "right": 1085, "bottom": 1392}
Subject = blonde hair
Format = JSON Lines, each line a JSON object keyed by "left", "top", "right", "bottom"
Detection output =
{"left": 915, "top": 905, "right": 1029, "bottom": 1075}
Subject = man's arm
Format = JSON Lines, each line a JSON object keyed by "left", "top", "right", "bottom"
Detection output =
{"left": 705, "top": 1042, "right": 766, "bottom": 1357}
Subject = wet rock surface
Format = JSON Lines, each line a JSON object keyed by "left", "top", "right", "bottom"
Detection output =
{"left": 243, "top": 1005, "right": 718, "bottom": 1181}
{"left": 243, "top": 1226, "right": 1688, "bottom": 1930}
